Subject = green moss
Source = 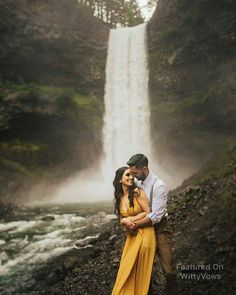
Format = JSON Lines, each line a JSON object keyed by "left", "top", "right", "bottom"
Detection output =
{"left": 73, "top": 94, "right": 102, "bottom": 113}
{"left": 0, "top": 140, "right": 48, "bottom": 153}
{"left": 76, "top": 95, "right": 90, "bottom": 106}
{"left": 72, "top": 93, "right": 103, "bottom": 127}
{"left": 0, "top": 140, "right": 51, "bottom": 172}
{"left": 158, "top": 23, "right": 181, "bottom": 41}
{"left": 191, "top": 142, "right": 236, "bottom": 184}
{"left": 1, "top": 82, "right": 104, "bottom": 128}
{"left": 3, "top": 82, "right": 65, "bottom": 98}
{"left": 151, "top": 92, "right": 209, "bottom": 115}
{"left": 152, "top": 75, "right": 236, "bottom": 120}
{"left": 218, "top": 188, "right": 236, "bottom": 224}
{"left": 151, "top": 101, "right": 179, "bottom": 114}
{"left": 0, "top": 157, "right": 32, "bottom": 176}
{"left": 149, "top": 50, "right": 170, "bottom": 65}
{"left": 179, "top": 93, "right": 207, "bottom": 110}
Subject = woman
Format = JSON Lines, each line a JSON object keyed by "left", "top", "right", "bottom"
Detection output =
{"left": 111, "top": 166, "right": 156, "bottom": 295}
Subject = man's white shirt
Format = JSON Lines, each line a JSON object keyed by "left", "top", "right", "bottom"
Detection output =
{"left": 136, "top": 172, "right": 168, "bottom": 225}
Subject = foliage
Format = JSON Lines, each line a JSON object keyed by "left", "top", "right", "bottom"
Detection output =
{"left": 151, "top": 74, "right": 236, "bottom": 130}
{"left": 0, "top": 140, "right": 48, "bottom": 154}
{"left": 0, "top": 82, "right": 104, "bottom": 173}
{"left": 0, "top": 156, "right": 32, "bottom": 176}
{"left": 78, "top": 0, "right": 144, "bottom": 27}
{"left": 1, "top": 82, "right": 104, "bottom": 127}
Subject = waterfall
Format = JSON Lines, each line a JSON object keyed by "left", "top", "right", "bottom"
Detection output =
{"left": 38, "top": 23, "right": 154, "bottom": 204}
{"left": 101, "top": 23, "right": 152, "bottom": 176}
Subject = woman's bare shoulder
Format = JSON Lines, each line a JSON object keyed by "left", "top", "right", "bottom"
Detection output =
{"left": 134, "top": 187, "right": 144, "bottom": 197}
{"left": 134, "top": 188, "right": 149, "bottom": 201}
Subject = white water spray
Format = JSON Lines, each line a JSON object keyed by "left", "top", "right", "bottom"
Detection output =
{"left": 101, "top": 23, "right": 152, "bottom": 178}
{"left": 37, "top": 23, "right": 156, "bottom": 204}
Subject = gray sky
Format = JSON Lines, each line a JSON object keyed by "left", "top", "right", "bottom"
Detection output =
{"left": 136, "top": 0, "right": 156, "bottom": 20}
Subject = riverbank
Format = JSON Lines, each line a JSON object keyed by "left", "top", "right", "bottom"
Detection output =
{"left": 1, "top": 146, "right": 235, "bottom": 295}
{"left": 0, "top": 203, "right": 117, "bottom": 295}
{"left": 5, "top": 219, "right": 124, "bottom": 295}
{"left": 24, "top": 146, "right": 236, "bottom": 295}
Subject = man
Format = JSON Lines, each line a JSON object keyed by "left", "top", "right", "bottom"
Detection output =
{"left": 127, "top": 153, "right": 179, "bottom": 295}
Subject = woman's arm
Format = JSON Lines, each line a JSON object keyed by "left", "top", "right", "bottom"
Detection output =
{"left": 121, "top": 189, "right": 151, "bottom": 224}
{"left": 120, "top": 217, "right": 136, "bottom": 227}
{"left": 121, "top": 212, "right": 147, "bottom": 225}
{"left": 135, "top": 189, "right": 151, "bottom": 213}
{"left": 126, "top": 190, "right": 153, "bottom": 231}
{"left": 132, "top": 189, "right": 153, "bottom": 227}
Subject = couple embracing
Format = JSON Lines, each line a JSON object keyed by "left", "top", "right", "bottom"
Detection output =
{"left": 111, "top": 154, "right": 179, "bottom": 295}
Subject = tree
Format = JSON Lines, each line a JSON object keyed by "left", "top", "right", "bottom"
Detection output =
{"left": 77, "top": 0, "right": 144, "bottom": 27}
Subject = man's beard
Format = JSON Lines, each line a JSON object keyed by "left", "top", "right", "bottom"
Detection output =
{"left": 138, "top": 173, "right": 146, "bottom": 181}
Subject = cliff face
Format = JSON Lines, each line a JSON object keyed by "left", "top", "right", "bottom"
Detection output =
{"left": 0, "top": 0, "right": 108, "bottom": 92}
{"left": 168, "top": 144, "right": 236, "bottom": 294}
{"left": 0, "top": 0, "right": 109, "bottom": 202}
{"left": 147, "top": 0, "right": 236, "bottom": 181}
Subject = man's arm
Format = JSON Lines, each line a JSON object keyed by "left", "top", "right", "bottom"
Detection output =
{"left": 126, "top": 189, "right": 153, "bottom": 231}
{"left": 130, "top": 182, "right": 168, "bottom": 232}
{"left": 146, "top": 183, "right": 167, "bottom": 225}
{"left": 133, "top": 216, "right": 152, "bottom": 228}
{"left": 133, "top": 183, "right": 167, "bottom": 229}
{"left": 126, "top": 183, "right": 168, "bottom": 232}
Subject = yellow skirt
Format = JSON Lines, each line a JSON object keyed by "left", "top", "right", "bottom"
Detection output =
{"left": 111, "top": 227, "right": 156, "bottom": 295}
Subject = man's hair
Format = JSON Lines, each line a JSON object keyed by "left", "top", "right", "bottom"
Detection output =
{"left": 127, "top": 153, "right": 148, "bottom": 168}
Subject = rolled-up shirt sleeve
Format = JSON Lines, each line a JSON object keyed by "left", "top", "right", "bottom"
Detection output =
{"left": 146, "top": 184, "right": 167, "bottom": 225}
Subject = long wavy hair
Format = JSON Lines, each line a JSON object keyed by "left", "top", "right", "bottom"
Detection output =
{"left": 113, "top": 166, "right": 137, "bottom": 218}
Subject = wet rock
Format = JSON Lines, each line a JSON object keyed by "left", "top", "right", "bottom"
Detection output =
{"left": 174, "top": 231, "right": 182, "bottom": 237}
{"left": 198, "top": 206, "right": 208, "bottom": 216}
{"left": 0, "top": 250, "right": 8, "bottom": 264}
{"left": 41, "top": 215, "right": 55, "bottom": 221}
{"left": 109, "top": 234, "right": 117, "bottom": 241}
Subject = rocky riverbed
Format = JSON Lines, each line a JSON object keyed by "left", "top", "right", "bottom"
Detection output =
{"left": 25, "top": 148, "right": 236, "bottom": 295}
{"left": 1, "top": 147, "right": 235, "bottom": 295}
{"left": 8, "top": 218, "right": 168, "bottom": 295}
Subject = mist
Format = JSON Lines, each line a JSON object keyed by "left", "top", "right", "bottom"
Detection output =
{"left": 27, "top": 22, "right": 195, "bottom": 205}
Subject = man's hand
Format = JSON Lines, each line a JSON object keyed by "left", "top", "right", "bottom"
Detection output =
{"left": 134, "top": 216, "right": 152, "bottom": 228}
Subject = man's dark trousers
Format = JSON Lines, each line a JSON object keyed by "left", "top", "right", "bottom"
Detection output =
{"left": 148, "top": 217, "right": 179, "bottom": 295}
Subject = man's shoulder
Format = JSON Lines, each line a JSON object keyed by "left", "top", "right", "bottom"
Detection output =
{"left": 151, "top": 172, "right": 166, "bottom": 188}
{"left": 155, "top": 179, "right": 166, "bottom": 190}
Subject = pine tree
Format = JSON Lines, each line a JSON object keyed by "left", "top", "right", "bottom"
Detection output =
{"left": 77, "top": 0, "right": 144, "bottom": 27}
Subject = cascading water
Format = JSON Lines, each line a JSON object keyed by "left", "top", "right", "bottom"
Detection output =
{"left": 35, "top": 22, "right": 155, "bottom": 203}
{"left": 101, "top": 22, "right": 153, "bottom": 178}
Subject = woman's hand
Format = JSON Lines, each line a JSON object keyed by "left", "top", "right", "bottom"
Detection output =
{"left": 120, "top": 217, "right": 136, "bottom": 229}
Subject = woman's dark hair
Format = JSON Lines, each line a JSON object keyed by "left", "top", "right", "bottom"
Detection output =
{"left": 113, "top": 166, "right": 137, "bottom": 218}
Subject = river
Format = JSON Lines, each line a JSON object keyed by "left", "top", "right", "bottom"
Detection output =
{"left": 0, "top": 203, "right": 115, "bottom": 294}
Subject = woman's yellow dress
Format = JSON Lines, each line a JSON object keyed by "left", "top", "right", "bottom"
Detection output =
{"left": 111, "top": 197, "right": 156, "bottom": 295}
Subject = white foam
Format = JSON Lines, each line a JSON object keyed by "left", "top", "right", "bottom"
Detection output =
{"left": 75, "top": 233, "right": 100, "bottom": 247}
{"left": 0, "top": 240, "right": 6, "bottom": 246}
{"left": 0, "top": 245, "right": 73, "bottom": 275}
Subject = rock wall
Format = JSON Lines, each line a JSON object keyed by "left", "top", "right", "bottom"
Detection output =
{"left": 147, "top": 0, "right": 236, "bottom": 182}
{"left": 0, "top": 0, "right": 109, "bottom": 92}
{"left": 0, "top": 0, "right": 109, "bottom": 202}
